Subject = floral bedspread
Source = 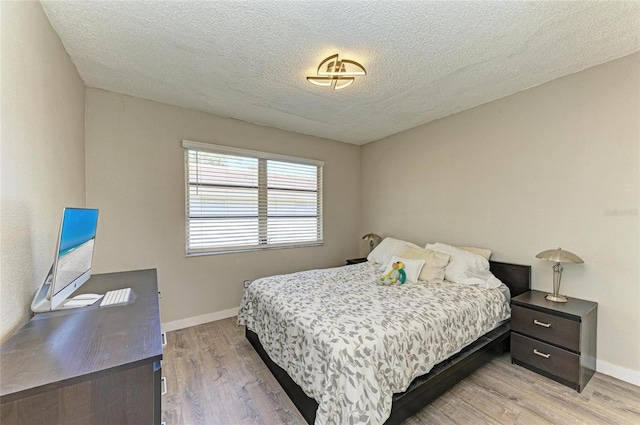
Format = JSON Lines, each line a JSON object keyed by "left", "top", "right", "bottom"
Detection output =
{"left": 237, "top": 262, "right": 510, "bottom": 425}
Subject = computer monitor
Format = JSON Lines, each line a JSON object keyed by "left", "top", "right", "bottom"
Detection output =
{"left": 31, "top": 207, "right": 100, "bottom": 313}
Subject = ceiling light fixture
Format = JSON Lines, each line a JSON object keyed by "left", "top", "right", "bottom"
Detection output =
{"left": 307, "top": 54, "right": 366, "bottom": 90}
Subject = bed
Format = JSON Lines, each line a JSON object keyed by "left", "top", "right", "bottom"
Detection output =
{"left": 238, "top": 244, "right": 530, "bottom": 425}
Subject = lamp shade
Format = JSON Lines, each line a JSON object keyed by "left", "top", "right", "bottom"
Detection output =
{"left": 535, "top": 248, "right": 584, "bottom": 264}
{"left": 362, "top": 233, "right": 382, "bottom": 243}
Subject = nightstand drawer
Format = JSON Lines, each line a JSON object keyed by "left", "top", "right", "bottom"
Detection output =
{"left": 511, "top": 333, "right": 580, "bottom": 384}
{"left": 511, "top": 305, "right": 580, "bottom": 352}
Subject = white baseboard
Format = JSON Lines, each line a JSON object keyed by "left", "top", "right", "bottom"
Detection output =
{"left": 161, "top": 306, "right": 239, "bottom": 333}
{"left": 597, "top": 359, "right": 640, "bottom": 387}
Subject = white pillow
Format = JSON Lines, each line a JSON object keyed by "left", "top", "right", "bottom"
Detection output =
{"left": 425, "top": 242, "right": 501, "bottom": 289}
{"left": 367, "top": 237, "right": 420, "bottom": 265}
{"left": 381, "top": 256, "right": 425, "bottom": 284}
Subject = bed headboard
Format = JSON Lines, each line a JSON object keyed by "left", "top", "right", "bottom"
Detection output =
{"left": 489, "top": 261, "right": 531, "bottom": 298}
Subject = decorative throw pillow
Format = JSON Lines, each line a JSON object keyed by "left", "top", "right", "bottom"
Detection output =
{"left": 395, "top": 246, "right": 450, "bottom": 283}
{"left": 381, "top": 256, "right": 426, "bottom": 284}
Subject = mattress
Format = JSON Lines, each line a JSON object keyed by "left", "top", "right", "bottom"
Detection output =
{"left": 237, "top": 261, "right": 510, "bottom": 425}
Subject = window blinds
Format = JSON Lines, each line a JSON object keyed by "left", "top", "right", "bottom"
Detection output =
{"left": 183, "top": 141, "right": 323, "bottom": 255}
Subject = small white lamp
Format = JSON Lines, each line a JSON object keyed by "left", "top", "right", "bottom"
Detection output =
{"left": 536, "top": 247, "right": 584, "bottom": 302}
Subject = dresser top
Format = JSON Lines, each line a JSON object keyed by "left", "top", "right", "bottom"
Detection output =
{"left": 512, "top": 290, "right": 597, "bottom": 319}
{"left": 0, "top": 269, "right": 162, "bottom": 402}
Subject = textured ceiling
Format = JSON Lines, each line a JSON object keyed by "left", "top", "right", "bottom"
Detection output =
{"left": 41, "top": 1, "right": 640, "bottom": 145}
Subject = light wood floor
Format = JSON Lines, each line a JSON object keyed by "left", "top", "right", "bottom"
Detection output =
{"left": 162, "top": 318, "right": 640, "bottom": 424}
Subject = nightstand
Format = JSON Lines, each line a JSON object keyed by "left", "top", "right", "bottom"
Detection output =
{"left": 510, "top": 290, "right": 597, "bottom": 392}
{"left": 346, "top": 257, "right": 367, "bottom": 265}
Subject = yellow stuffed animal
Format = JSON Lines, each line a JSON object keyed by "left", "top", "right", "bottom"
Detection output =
{"left": 380, "top": 261, "right": 407, "bottom": 285}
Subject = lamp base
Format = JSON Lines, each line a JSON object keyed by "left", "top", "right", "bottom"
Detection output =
{"left": 545, "top": 293, "right": 568, "bottom": 303}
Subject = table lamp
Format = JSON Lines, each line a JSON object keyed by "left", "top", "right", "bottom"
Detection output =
{"left": 362, "top": 233, "right": 382, "bottom": 253}
{"left": 535, "top": 247, "right": 584, "bottom": 302}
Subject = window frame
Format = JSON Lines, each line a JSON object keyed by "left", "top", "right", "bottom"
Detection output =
{"left": 182, "top": 140, "right": 324, "bottom": 256}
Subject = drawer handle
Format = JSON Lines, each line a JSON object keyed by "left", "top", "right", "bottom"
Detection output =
{"left": 161, "top": 331, "right": 167, "bottom": 347}
{"left": 161, "top": 376, "right": 168, "bottom": 395}
{"left": 533, "top": 319, "right": 551, "bottom": 328}
{"left": 533, "top": 349, "right": 551, "bottom": 359}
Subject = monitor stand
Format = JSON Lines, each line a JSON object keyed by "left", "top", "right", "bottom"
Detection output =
{"left": 31, "top": 264, "right": 53, "bottom": 313}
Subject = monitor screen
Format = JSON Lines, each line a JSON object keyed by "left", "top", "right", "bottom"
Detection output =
{"left": 50, "top": 208, "right": 99, "bottom": 310}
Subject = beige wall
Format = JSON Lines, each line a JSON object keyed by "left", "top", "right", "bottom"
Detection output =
{"left": 0, "top": 1, "right": 86, "bottom": 342}
{"left": 361, "top": 53, "right": 640, "bottom": 381}
{"left": 85, "top": 88, "right": 360, "bottom": 325}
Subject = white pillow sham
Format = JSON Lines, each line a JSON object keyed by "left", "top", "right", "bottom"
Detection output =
{"left": 381, "top": 256, "right": 425, "bottom": 284}
{"left": 367, "top": 237, "right": 420, "bottom": 265}
{"left": 425, "top": 242, "right": 501, "bottom": 289}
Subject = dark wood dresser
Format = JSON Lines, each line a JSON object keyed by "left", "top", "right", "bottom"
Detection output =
{"left": 1, "top": 269, "right": 164, "bottom": 425}
{"left": 510, "top": 290, "right": 597, "bottom": 392}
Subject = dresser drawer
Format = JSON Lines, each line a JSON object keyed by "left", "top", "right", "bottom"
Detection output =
{"left": 511, "top": 305, "right": 581, "bottom": 352}
{"left": 511, "top": 333, "right": 580, "bottom": 384}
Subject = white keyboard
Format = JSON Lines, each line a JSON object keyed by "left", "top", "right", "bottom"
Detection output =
{"left": 100, "top": 287, "right": 132, "bottom": 307}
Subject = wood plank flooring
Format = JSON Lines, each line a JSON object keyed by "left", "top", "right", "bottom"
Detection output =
{"left": 162, "top": 318, "right": 640, "bottom": 424}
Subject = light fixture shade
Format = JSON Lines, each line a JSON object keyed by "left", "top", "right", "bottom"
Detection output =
{"left": 307, "top": 53, "right": 366, "bottom": 90}
{"left": 362, "top": 233, "right": 382, "bottom": 243}
{"left": 536, "top": 248, "right": 584, "bottom": 263}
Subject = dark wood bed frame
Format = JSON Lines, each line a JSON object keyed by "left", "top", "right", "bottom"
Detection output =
{"left": 246, "top": 261, "right": 531, "bottom": 425}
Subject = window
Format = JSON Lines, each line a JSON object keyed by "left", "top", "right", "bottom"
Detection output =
{"left": 183, "top": 140, "right": 323, "bottom": 255}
